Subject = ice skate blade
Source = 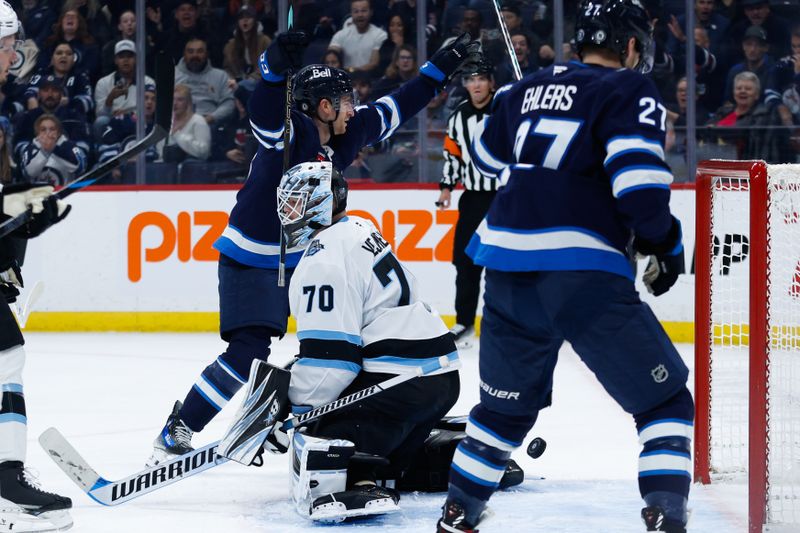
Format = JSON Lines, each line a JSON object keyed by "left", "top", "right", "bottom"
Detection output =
{"left": 0, "top": 508, "right": 72, "bottom": 532}
{"left": 309, "top": 497, "right": 401, "bottom": 523}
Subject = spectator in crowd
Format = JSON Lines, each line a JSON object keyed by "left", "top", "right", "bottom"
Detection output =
{"left": 223, "top": 6, "right": 271, "bottom": 83}
{"left": 40, "top": 9, "right": 100, "bottom": 82}
{"left": 158, "top": 84, "right": 210, "bottom": 162}
{"left": 20, "top": 113, "right": 86, "bottom": 185}
{"left": 0, "top": 117, "right": 15, "bottom": 184}
{"left": 100, "top": 10, "right": 141, "bottom": 75}
{"left": 352, "top": 69, "right": 372, "bottom": 103}
{"left": 376, "top": 14, "right": 410, "bottom": 77}
{"left": 666, "top": 0, "right": 728, "bottom": 57}
{"left": 97, "top": 83, "right": 159, "bottom": 167}
{"left": 160, "top": 0, "right": 222, "bottom": 68}
{"left": 494, "top": 31, "right": 538, "bottom": 86}
{"left": 26, "top": 42, "right": 93, "bottom": 116}
{"left": 387, "top": 0, "right": 438, "bottom": 54}
{"left": 723, "top": 25, "right": 773, "bottom": 104}
{"left": 94, "top": 40, "right": 155, "bottom": 137}
{"left": 372, "top": 44, "right": 417, "bottom": 99}
{"left": 728, "top": 0, "right": 790, "bottom": 61}
{"left": 658, "top": 23, "right": 723, "bottom": 111}
{"left": 63, "top": 0, "right": 112, "bottom": 47}
{"left": 322, "top": 48, "right": 343, "bottom": 68}
{"left": 175, "top": 37, "right": 235, "bottom": 128}
{"left": 328, "top": 0, "right": 387, "bottom": 73}
{"left": 15, "top": 76, "right": 91, "bottom": 165}
{"left": 765, "top": 28, "right": 800, "bottom": 126}
{"left": 220, "top": 82, "right": 256, "bottom": 172}
{"left": 20, "top": 0, "right": 56, "bottom": 49}
{"left": 707, "top": 70, "right": 790, "bottom": 162}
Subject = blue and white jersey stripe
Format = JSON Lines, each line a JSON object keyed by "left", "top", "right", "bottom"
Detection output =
{"left": 638, "top": 449, "right": 692, "bottom": 478}
{"left": 467, "top": 221, "right": 634, "bottom": 279}
{"left": 471, "top": 117, "right": 508, "bottom": 176}
{"left": 611, "top": 166, "right": 673, "bottom": 198}
{"left": 638, "top": 418, "right": 694, "bottom": 444}
{"left": 214, "top": 224, "right": 305, "bottom": 268}
{"left": 465, "top": 417, "right": 521, "bottom": 453}
{"left": 373, "top": 96, "right": 402, "bottom": 142}
{"left": 250, "top": 120, "right": 295, "bottom": 151}
{"left": 193, "top": 374, "right": 231, "bottom": 411}
{"left": 604, "top": 135, "right": 665, "bottom": 166}
{"left": 451, "top": 446, "right": 507, "bottom": 487}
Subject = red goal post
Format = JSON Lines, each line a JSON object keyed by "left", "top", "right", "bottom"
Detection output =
{"left": 694, "top": 160, "right": 800, "bottom": 533}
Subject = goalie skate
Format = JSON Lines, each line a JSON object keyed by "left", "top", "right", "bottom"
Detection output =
{"left": 309, "top": 485, "right": 401, "bottom": 523}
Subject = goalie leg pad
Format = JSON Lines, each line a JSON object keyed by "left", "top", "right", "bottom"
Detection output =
{"left": 0, "top": 345, "right": 26, "bottom": 463}
{"left": 309, "top": 485, "right": 401, "bottom": 523}
{"left": 291, "top": 433, "right": 355, "bottom": 518}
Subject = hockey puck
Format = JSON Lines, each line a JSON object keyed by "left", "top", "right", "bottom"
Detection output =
{"left": 526, "top": 437, "right": 547, "bottom": 459}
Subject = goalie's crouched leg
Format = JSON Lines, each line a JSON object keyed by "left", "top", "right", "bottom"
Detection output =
{"left": 291, "top": 433, "right": 400, "bottom": 523}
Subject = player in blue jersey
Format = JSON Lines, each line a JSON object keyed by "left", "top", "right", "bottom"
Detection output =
{"left": 148, "top": 31, "right": 480, "bottom": 466}
{"left": 436, "top": 1, "right": 694, "bottom": 532}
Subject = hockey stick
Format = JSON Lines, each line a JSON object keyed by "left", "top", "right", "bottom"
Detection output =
{"left": 0, "top": 54, "right": 174, "bottom": 240}
{"left": 490, "top": 0, "right": 522, "bottom": 81}
{"left": 11, "top": 279, "right": 44, "bottom": 328}
{"left": 277, "top": 4, "right": 295, "bottom": 288}
{"left": 39, "top": 355, "right": 453, "bottom": 506}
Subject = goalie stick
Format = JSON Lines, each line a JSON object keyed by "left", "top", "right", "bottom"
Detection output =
{"left": 0, "top": 54, "right": 174, "bottom": 240}
{"left": 39, "top": 355, "right": 452, "bottom": 506}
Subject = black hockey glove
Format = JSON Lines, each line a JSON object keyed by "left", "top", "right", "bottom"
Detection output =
{"left": 25, "top": 195, "right": 71, "bottom": 238}
{"left": 421, "top": 33, "right": 481, "bottom": 89}
{"left": 633, "top": 217, "right": 685, "bottom": 297}
{"left": 0, "top": 257, "right": 22, "bottom": 303}
{"left": 259, "top": 31, "right": 311, "bottom": 82}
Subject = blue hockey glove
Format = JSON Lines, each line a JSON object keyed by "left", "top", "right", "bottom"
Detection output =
{"left": 421, "top": 33, "right": 481, "bottom": 89}
{"left": 259, "top": 31, "right": 310, "bottom": 83}
{"left": 634, "top": 217, "right": 685, "bottom": 297}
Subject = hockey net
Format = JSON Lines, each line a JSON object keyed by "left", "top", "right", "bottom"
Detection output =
{"left": 695, "top": 160, "right": 800, "bottom": 533}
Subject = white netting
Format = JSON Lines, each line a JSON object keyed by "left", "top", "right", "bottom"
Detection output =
{"left": 764, "top": 164, "right": 800, "bottom": 525}
{"left": 709, "top": 176, "right": 750, "bottom": 477}
{"left": 707, "top": 163, "right": 800, "bottom": 527}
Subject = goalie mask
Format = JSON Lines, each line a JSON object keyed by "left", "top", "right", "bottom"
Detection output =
{"left": 277, "top": 161, "right": 348, "bottom": 249}
{"left": 575, "top": 0, "right": 655, "bottom": 73}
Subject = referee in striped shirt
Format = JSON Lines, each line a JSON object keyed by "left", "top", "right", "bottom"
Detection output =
{"left": 437, "top": 56, "right": 498, "bottom": 345}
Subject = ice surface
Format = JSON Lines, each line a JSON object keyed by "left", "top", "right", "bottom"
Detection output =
{"left": 20, "top": 333, "right": 746, "bottom": 532}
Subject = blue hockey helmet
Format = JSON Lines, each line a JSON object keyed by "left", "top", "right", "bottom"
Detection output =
{"left": 574, "top": 0, "right": 654, "bottom": 73}
{"left": 277, "top": 161, "right": 348, "bottom": 249}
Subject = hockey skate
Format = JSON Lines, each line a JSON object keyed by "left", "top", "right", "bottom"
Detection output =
{"left": 147, "top": 401, "right": 194, "bottom": 467}
{"left": 449, "top": 324, "right": 474, "bottom": 349}
{"left": 641, "top": 506, "right": 687, "bottom": 533}
{"left": 309, "top": 484, "right": 401, "bottom": 523}
{"left": 436, "top": 500, "right": 492, "bottom": 532}
{"left": 0, "top": 461, "right": 72, "bottom": 532}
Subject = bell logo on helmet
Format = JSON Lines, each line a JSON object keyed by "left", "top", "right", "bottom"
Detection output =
{"left": 311, "top": 68, "right": 331, "bottom": 79}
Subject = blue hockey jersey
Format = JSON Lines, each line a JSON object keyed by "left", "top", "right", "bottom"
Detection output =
{"left": 467, "top": 61, "right": 675, "bottom": 279}
{"left": 213, "top": 69, "right": 438, "bottom": 269}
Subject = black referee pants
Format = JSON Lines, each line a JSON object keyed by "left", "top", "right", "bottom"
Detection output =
{"left": 453, "top": 190, "right": 495, "bottom": 328}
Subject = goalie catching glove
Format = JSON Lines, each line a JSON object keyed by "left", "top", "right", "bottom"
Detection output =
{"left": 633, "top": 216, "right": 685, "bottom": 297}
{"left": 1, "top": 183, "right": 71, "bottom": 239}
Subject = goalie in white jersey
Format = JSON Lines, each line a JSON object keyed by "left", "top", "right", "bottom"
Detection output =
{"left": 277, "top": 161, "right": 461, "bottom": 521}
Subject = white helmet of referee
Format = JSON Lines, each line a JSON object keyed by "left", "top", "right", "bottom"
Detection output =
{"left": 0, "top": 1, "right": 19, "bottom": 40}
